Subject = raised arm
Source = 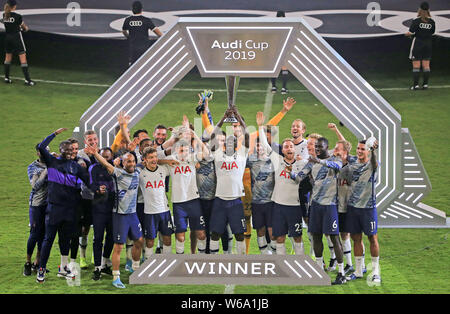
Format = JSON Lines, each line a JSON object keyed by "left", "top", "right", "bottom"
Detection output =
{"left": 370, "top": 140, "right": 379, "bottom": 171}
{"left": 256, "top": 112, "right": 272, "bottom": 154}
{"left": 117, "top": 111, "right": 132, "bottom": 149}
{"left": 328, "top": 123, "right": 346, "bottom": 141}
{"left": 38, "top": 128, "right": 68, "bottom": 164}
{"left": 85, "top": 143, "right": 115, "bottom": 175}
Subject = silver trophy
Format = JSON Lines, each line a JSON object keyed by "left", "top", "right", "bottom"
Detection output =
{"left": 224, "top": 75, "right": 240, "bottom": 123}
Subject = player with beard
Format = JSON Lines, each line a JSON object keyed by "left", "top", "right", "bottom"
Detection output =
{"left": 257, "top": 112, "right": 307, "bottom": 255}
{"left": 35, "top": 128, "right": 92, "bottom": 283}
{"left": 85, "top": 142, "right": 144, "bottom": 288}
{"left": 89, "top": 147, "right": 115, "bottom": 281}
{"left": 290, "top": 137, "right": 347, "bottom": 284}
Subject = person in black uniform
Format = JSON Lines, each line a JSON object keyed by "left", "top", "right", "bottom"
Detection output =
{"left": 1, "top": 0, "right": 34, "bottom": 85}
{"left": 122, "top": 1, "right": 163, "bottom": 66}
{"left": 271, "top": 10, "right": 289, "bottom": 95}
{"left": 405, "top": 2, "right": 435, "bottom": 90}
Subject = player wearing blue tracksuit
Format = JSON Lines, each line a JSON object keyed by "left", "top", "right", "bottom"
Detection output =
{"left": 36, "top": 129, "right": 92, "bottom": 283}
{"left": 89, "top": 152, "right": 115, "bottom": 280}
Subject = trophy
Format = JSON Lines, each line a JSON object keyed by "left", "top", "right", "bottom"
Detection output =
{"left": 224, "top": 75, "right": 240, "bottom": 123}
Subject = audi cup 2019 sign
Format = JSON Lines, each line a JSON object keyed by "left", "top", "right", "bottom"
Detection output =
{"left": 75, "top": 17, "right": 447, "bottom": 234}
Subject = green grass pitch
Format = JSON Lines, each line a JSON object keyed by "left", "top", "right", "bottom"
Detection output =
{"left": 0, "top": 63, "right": 449, "bottom": 294}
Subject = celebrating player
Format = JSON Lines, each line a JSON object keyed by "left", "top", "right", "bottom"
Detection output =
{"left": 24, "top": 144, "right": 48, "bottom": 276}
{"left": 208, "top": 107, "right": 249, "bottom": 255}
{"left": 290, "top": 137, "right": 347, "bottom": 284}
{"left": 89, "top": 147, "right": 115, "bottom": 281}
{"left": 344, "top": 139, "right": 381, "bottom": 283}
{"left": 139, "top": 147, "right": 174, "bottom": 257}
{"left": 85, "top": 142, "right": 144, "bottom": 289}
{"left": 35, "top": 128, "right": 92, "bottom": 283}
{"left": 258, "top": 112, "right": 307, "bottom": 255}
{"left": 1, "top": 0, "right": 35, "bottom": 85}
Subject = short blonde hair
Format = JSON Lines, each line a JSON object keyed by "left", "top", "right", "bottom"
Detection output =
{"left": 336, "top": 140, "right": 352, "bottom": 153}
{"left": 308, "top": 133, "right": 322, "bottom": 140}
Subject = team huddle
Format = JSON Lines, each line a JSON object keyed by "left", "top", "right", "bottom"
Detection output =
{"left": 25, "top": 94, "right": 381, "bottom": 288}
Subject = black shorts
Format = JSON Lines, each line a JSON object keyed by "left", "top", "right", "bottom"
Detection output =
{"left": 4, "top": 32, "right": 26, "bottom": 54}
{"left": 129, "top": 43, "right": 150, "bottom": 65}
{"left": 409, "top": 38, "right": 432, "bottom": 61}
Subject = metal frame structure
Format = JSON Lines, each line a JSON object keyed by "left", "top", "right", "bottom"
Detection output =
{"left": 73, "top": 17, "right": 447, "bottom": 227}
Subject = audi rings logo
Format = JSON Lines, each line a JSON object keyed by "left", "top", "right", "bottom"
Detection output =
{"left": 129, "top": 20, "right": 143, "bottom": 27}
{"left": 419, "top": 23, "right": 433, "bottom": 29}
{"left": 0, "top": 8, "right": 448, "bottom": 38}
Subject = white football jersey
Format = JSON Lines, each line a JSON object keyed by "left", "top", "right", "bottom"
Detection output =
{"left": 168, "top": 156, "right": 200, "bottom": 203}
{"left": 139, "top": 166, "right": 170, "bottom": 214}
{"left": 214, "top": 150, "right": 248, "bottom": 200}
{"left": 270, "top": 153, "right": 308, "bottom": 206}
{"left": 294, "top": 139, "right": 309, "bottom": 161}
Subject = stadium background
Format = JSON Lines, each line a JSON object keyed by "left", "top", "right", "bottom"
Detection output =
{"left": 0, "top": 0, "right": 449, "bottom": 294}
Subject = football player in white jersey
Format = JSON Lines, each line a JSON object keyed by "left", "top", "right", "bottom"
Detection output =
{"left": 139, "top": 147, "right": 174, "bottom": 258}
{"left": 208, "top": 107, "right": 249, "bottom": 254}
{"left": 257, "top": 112, "right": 307, "bottom": 255}
{"left": 168, "top": 135, "right": 207, "bottom": 254}
{"left": 291, "top": 119, "right": 309, "bottom": 161}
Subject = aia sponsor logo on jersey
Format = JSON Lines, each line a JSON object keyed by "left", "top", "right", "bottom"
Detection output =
{"left": 145, "top": 180, "right": 165, "bottom": 189}
{"left": 279, "top": 169, "right": 291, "bottom": 179}
{"left": 174, "top": 165, "right": 192, "bottom": 175}
{"left": 220, "top": 161, "right": 238, "bottom": 171}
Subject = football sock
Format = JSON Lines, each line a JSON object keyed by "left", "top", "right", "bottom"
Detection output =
{"left": 113, "top": 270, "right": 120, "bottom": 281}
{"left": 197, "top": 239, "right": 206, "bottom": 254}
{"left": 162, "top": 245, "right": 172, "bottom": 254}
{"left": 355, "top": 256, "right": 364, "bottom": 277}
{"left": 102, "top": 257, "right": 112, "bottom": 267}
{"left": 4, "top": 61, "right": 10, "bottom": 78}
{"left": 362, "top": 244, "right": 366, "bottom": 267}
{"left": 257, "top": 236, "right": 269, "bottom": 254}
{"left": 270, "top": 240, "right": 277, "bottom": 253}
{"left": 175, "top": 239, "right": 185, "bottom": 254}
{"left": 308, "top": 232, "right": 315, "bottom": 257}
{"left": 145, "top": 246, "right": 153, "bottom": 259}
{"left": 372, "top": 256, "right": 380, "bottom": 276}
{"left": 423, "top": 68, "right": 430, "bottom": 85}
{"left": 338, "top": 263, "right": 345, "bottom": 276}
{"left": 281, "top": 70, "right": 288, "bottom": 89}
{"left": 210, "top": 240, "right": 219, "bottom": 254}
{"left": 276, "top": 242, "right": 286, "bottom": 255}
{"left": 271, "top": 78, "right": 277, "bottom": 87}
{"left": 126, "top": 239, "right": 133, "bottom": 261}
{"left": 342, "top": 238, "right": 353, "bottom": 266}
{"left": 132, "top": 260, "right": 140, "bottom": 271}
{"left": 293, "top": 241, "right": 304, "bottom": 255}
{"left": 316, "top": 256, "right": 324, "bottom": 270}
{"left": 236, "top": 240, "right": 246, "bottom": 255}
{"left": 412, "top": 68, "right": 420, "bottom": 87}
{"left": 79, "top": 236, "right": 88, "bottom": 258}
{"left": 61, "top": 255, "right": 68, "bottom": 269}
{"left": 21, "top": 63, "right": 31, "bottom": 81}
